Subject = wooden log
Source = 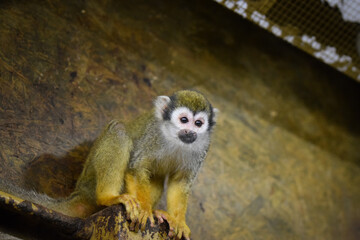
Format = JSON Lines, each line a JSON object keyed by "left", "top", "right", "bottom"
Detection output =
{"left": 0, "top": 190, "right": 170, "bottom": 240}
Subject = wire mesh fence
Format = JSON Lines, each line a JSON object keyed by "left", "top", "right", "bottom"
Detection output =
{"left": 215, "top": 0, "right": 360, "bottom": 82}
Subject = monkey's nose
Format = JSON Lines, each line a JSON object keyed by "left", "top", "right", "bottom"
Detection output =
{"left": 178, "top": 129, "right": 197, "bottom": 144}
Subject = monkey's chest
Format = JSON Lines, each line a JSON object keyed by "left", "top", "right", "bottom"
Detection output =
{"left": 149, "top": 151, "right": 195, "bottom": 176}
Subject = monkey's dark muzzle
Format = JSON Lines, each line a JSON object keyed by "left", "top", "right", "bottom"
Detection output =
{"left": 178, "top": 129, "right": 197, "bottom": 144}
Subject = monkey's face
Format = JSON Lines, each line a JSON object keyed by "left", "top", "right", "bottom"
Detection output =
{"left": 168, "top": 107, "right": 210, "bottom": 145}
{"left": 155, "top": 92, "right": 217, "bottom": 151}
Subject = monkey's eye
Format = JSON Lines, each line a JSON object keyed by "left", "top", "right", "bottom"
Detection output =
{"left": 180, "top": 117, "right": 189, "bottom": 123}
{"left": 195, "top": 120, "right": 203, "bottom": 127}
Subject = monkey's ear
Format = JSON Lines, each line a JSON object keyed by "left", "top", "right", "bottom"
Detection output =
{"left": 154, "top": 96, "right": 171, "bottom": 120}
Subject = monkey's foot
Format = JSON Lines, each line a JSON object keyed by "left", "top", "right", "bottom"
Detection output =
{"left": 154, "top": 210, "right": 191, "bottom": 240}
{"left": 114, "top": 194, "right": 142, "bottom": 224}
{"left": 117, "top": 194, "right": 154, "bottom": 232}
{"left": 129, "top": 209, "right": 155, "bottom": 232}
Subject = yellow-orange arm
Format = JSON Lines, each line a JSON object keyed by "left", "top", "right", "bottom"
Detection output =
{"left": 166, "top": 172, "right": 192, "bottom": 240}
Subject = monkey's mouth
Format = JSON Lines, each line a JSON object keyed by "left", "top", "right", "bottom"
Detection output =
{"left": 178, "top": 129, "right": 197, "bottom": 144}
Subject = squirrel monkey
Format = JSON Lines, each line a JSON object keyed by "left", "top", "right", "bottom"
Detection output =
{"left": 1, "top": 90, "right": 218, "bottom": 240}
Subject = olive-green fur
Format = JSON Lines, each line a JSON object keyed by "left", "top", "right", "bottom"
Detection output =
{"left": 68, "top": 119, "right": 134, "bottom": 217}
{"left": 125, "top": 110, "right": 154, "bottom": 141}
{"left": 173, "top": 90, "right": 211, "bottom": 113}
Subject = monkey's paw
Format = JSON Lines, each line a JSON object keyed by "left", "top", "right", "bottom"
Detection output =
{"left": 115, "top": 194, "right": 141, "bottom": 224}
{"left": 117, "top": 194, "right": 154, "bottom": 232}
{"left": 154, "top": 210, "right": 191, "bottom": 240}
{"left": 136, "top": 208, "right": 155, "bottom": 232}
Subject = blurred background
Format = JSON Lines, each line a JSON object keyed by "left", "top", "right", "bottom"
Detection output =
{"left": 0, "top": 0, "right": 359, "bottom": 239}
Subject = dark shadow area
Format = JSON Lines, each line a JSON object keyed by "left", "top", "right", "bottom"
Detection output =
{"left": 22, "top": 142, "right": 92, "bottom": 198}
{"left": 0, "top": 201, "right": 83, "bottom": 240}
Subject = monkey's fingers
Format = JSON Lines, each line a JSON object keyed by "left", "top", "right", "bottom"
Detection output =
{"left": 154, "top": 210, "right": 176, "bottom": 237}
{"left": 176, "top": 226, "right": 191, "bottom": 240}
{"left": 129, "top": 218, "right": 139, "bottom": 232}
{"left": 117, "top": 194, "right": 140, "bottom": 222}
{"left": 116, "top": 194, "right": 142, "bottom": 233}
{"left": 169, "top": 226, "right": 176, "bottom": 239}
{"left": 154, "top": 210, "right": 170, "bottom": 223}
{"left": 154, "top": 210, "right": 164, "bottom": 223}
{"left": 128, "top": 199, "right": 140, "bottom": 220}
{"left": 134, "top": 220, "right": 141, "bottom": 233}
{"left": 149, "top": 214, "right": 155, "bottom": 227}
{"left": 135, "top": 210, "right": 149, "bottom": 232}
{"left": 138, "top": 211, "right": 155, "bottom": 231}
{"left": 124, "top": 200, "right": 134, "bottom": 220}
{"left": 127, "top": 210, "right": 138, "bottom": 230}
{"left": 154, "top": 211, "right": 190, "bottom": 240}
{"left": 139, "top": 213, "right": 147, "bottom": 231}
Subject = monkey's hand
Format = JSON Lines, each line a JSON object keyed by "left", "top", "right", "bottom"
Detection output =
{"left": 111, "top": 194, "right": 142, "bottom": 225}
{"left": 115, "top": 194, "right": 154, "bottom": 232}
{"left": 154, "top": 210, "right": 191, "bottom": 240}
{"left": 133, "top": 206, "right": 155, "bottom": 232}
{"left": 114, "top": 194, "right": 154, "bottom": 232}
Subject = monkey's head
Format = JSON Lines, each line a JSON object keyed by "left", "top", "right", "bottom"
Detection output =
{"left": 154, "top": 90, "right": 218, "bottom": 148}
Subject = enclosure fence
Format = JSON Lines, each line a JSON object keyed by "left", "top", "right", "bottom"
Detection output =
{"left": 215, "top": 0, "right": 360, "bottom": 82}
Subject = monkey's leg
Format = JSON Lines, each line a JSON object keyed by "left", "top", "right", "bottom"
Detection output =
{"left": 55, "top": 194, "right": 97, "bottom": 218}
{"left": 149, "top": 175, "right": 165, "bottom": 209}
{"left": 155, "top": 174, "right": 191, "bottom": 240}
{"left": 92, "top": 121, "right": 141, "bottom": 222}
{"left": 125, "top": 172, "right": 156, "bottom": 231}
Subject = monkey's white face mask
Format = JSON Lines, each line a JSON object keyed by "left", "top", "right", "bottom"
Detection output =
{"left": 169, "top": 107, "right": 209, "bottom": 144}
{"left": 154, "top": 96, "right": 211, "bottom": 152}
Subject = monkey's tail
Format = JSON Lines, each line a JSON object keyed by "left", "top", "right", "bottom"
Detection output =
{"left": 0, "top": 179, "right": 86, "bottom": 218}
